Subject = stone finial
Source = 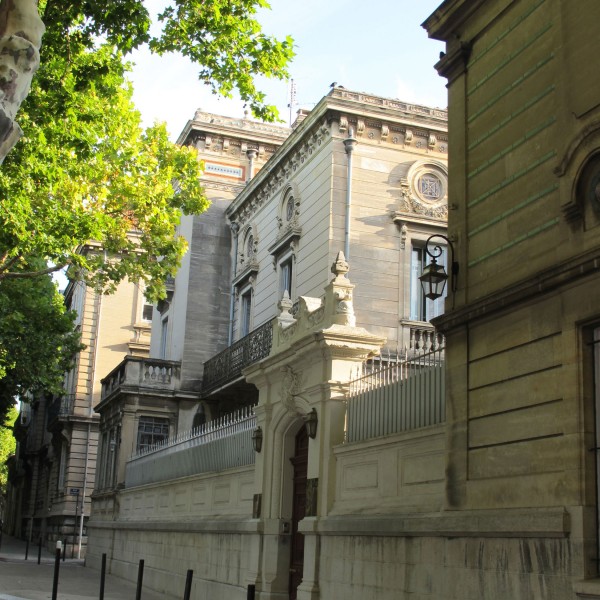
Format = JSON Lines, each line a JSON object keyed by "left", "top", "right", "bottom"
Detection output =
{"left": 327, "top": 252, "right": 355, "bottom": 326}
{"left": 331, "top": 251, "right": 349, "bottom": 281}
{"left": 277, "top": 290, "right": 295, "bottom": 327}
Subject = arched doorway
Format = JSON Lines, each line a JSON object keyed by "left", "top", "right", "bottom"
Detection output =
{"left": 289, "top": 426, "right": 308, "bottom": 600}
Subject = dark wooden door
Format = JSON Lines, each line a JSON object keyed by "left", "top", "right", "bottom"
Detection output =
{"left": 289, "top": 427, "right": 308, "bottom": 600}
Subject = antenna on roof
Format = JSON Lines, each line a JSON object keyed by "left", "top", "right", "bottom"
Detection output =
{"left": 288, "top": 79, "right": 297, "bottom": 127}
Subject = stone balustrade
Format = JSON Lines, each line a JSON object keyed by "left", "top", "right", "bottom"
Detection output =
{"left": 100, "top": 356, "right": 182, "bottom": 401}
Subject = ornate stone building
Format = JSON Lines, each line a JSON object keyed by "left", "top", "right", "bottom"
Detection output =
{"left": 87, "top": 89, "right": 449, "bottom": 599}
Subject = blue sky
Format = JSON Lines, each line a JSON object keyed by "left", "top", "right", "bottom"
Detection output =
{"left": 129, "top": 0, "right": 447, "bottom": 138}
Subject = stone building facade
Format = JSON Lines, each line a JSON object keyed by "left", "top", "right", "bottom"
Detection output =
{"left": 5, "top": 272, "right": 152, "bottom": 556}
{"left": 87, "top": 89, "right": 449, "bottom": 599}
{"left": 422, "top": 0, "right": 600, "bottom": 598}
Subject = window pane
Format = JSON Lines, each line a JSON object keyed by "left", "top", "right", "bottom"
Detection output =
{"left": 142, "top": 304, "right": 153, "bottom": 321}
{"left": 241, "top": 291, "right": 252, "bottom": 337}
{"left": 281, "top": 259, "right": 293, "bottom": 297}
{"left": 410, "top": 244, "right": 447, "bottom": 322}
{"left": 137, "top": 416, "right": 169, "bottom": 452}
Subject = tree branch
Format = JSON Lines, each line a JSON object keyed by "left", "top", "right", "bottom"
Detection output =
{"left": 0, "top": 262, "right": 68, "bottom": 280}
{"left": 0, "top": 254, "right": 22, "bottom": 275}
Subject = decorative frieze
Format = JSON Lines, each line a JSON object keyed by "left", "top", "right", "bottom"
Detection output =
{"left": 329, "top": 87, "right": 448, "bottom": 121}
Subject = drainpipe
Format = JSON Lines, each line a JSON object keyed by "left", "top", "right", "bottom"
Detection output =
{"left": 343, "top": 128, "right": 357, "bottom": 263}
{"left": 228, "top": 223, "right": 240, "bottom": 345}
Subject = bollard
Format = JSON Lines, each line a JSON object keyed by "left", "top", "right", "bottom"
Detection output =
{"left": 62, "top": 539, "right": 66, "bottom": 562}
{"left": 247, "top": 584, "right": 256, "bottom": 600}
{"left": 183, "top": 569, "right": 193, "bottom": 600}
{"left": 52, "top": 541, "right": 62, "bottom": 600}
{"left": 99, "top": 553, "right": 106, "bottom": 600}
{"left": 25, "top": 538, "right": 29, "bottom": 561}
{"left": 0, "top": 528, "right": 3, "bottom": 551}
{"left": 37, "top": 537, "right": 42, "bottom": 565}
{"left": 135, "top": 559, "right": 144, "bottom": 600}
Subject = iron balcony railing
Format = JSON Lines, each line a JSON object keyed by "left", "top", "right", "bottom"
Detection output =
{"left": 202, "top": 319, "right": 274, "bottom": 394}
{"left": 47, "top": 394, "right": 75, "bottom": 424}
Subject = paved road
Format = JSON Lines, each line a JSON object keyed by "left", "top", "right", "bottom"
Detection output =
{"left": 0, "top": 534, "right": 176, "bottom": 600}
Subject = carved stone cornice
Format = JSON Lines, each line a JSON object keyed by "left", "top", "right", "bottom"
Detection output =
{"left": 226, "top": 88, "right": 448, "bottom": 229}
{"left": 328, "top": 87, "right": 447, "bottom": 121}
{"left": 192, "top": 111, "right": 290, "bottom": 137}
{"left": 434, "top": 42, "right": 472, "bottom": 83}
{"left": 232, "top": 259, "right": 258, "bottom": 289}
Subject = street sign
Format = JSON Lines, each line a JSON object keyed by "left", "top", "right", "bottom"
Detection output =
{"left": 69, "top": 488, "right": 80, "bottom": 496}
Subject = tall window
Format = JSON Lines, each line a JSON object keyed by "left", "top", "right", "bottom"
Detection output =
{"left": 137, "top": 416, "right": 169, "bottom": 452}
{"left": 160, "top": 317, "right": 169, "bottom": 359}
{"left": 410, "top": 244, "right": 446, "bottom": 322}
{"left": 241, "top": 290, "right": 252, "bottom": 337}
{"left": 280, "top": 257, "right": 293, "bottom": 298}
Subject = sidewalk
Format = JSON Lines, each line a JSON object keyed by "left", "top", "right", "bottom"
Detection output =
{"left": 0, "top": 534, "right": 178, "bottom": 600}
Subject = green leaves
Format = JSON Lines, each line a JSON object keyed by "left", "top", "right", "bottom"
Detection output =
{"left": 0, "top": 37, "right": 207, "bottom": 301}
{"left": 150, "top": 0, "right": 294, "bottom": 120}
{"left": 0, "top": 0, "right": 292, "bottom": 408}
{"left": 0, "top": 264, "right": 84, "bottom": 422}
{"left": 0, "top": 406, "right": 18, "bottom": 496}
{"left": 39, "top": 0, "right": 294, "bottom": 122}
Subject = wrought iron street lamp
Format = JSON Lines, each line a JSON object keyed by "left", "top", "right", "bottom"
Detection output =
{"left": 252, "top": 426, "right": 263, "bottom": 453}
{"left": 304, "top": 408, "right": 318, "bottom": 439}
{"left": 419, "top": 234, "right": 459, "bottom": 301}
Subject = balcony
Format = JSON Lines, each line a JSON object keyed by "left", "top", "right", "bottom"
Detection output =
{"left": 100, "top": 356, "right": 182, "bottom": 404}
{"left": 47, "top": 394, "right": 75, "bottom": 427}
{"left": 202, "top": 319, "right": 274, "bottom": 395}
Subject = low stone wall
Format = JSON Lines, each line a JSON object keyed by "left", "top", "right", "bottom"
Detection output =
{"left": 119, "top": 465, "right": 254, "bottom": 521}
{"left": 332, "top": 424, "right": 445, "bottom": 515}
{"left": 317, "top": 532, "right": 574, "bottom": 599}
{"left": 88, "top": 465, "right": 256, "bottom": 598}
{"left": 87, "top": 521, "right": 257, "bottom": 600}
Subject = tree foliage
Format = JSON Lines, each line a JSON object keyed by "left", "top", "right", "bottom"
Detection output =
{"left": 0, "top": 262, "right": 83, "bottom": 421}
{"left": 0, "top": 0, "right": 292, "bottom": 406}
{"left": 0, "top": 8, "right": 211, "bottom": 299}
{"left": 0, "top": 0, "right": 293, "bottom": 298}
{"left": 0, "top": 405, "right": 17, "bottom": 498}
{"left": 40, "top": 0, "right": 294, "bottom": 121}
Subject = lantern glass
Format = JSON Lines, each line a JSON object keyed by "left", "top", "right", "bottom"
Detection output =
{"left": 419, "top": 260, "right": 448, "bottom": 301}
{"left": 252, "top": 426, "right": 263, "bottom": 453}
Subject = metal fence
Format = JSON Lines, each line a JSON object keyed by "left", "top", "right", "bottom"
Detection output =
{"left": 125, "top": 406, "right": 257, "bottom": 488}
{"left": 345, "top": 348, "right": 445, "bottom": 443}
